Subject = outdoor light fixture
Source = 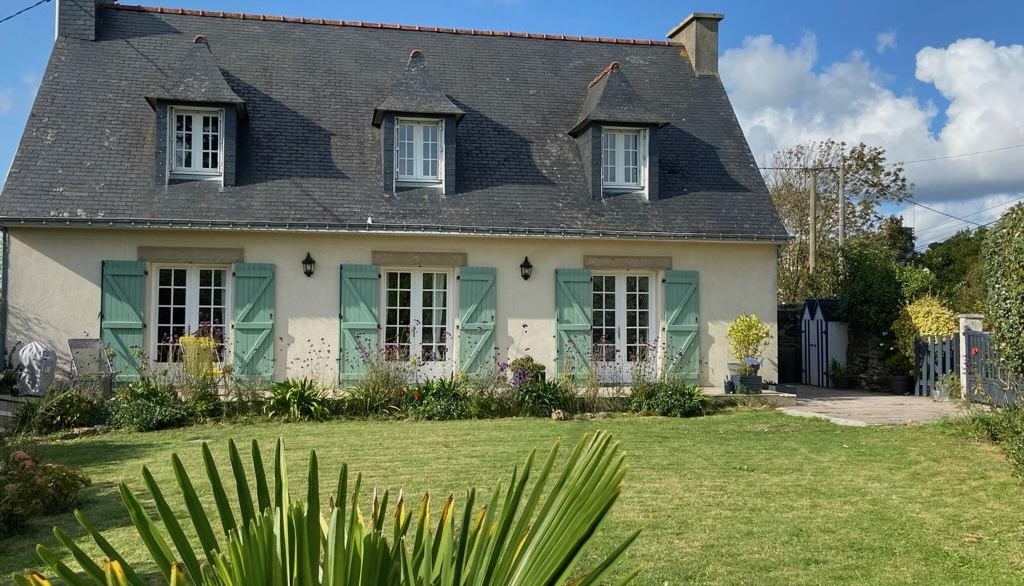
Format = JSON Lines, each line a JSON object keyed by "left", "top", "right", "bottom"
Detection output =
{"left": 302, "top": 252, "right": 316, "bottom": 277}
{"left": 520, "top": 256, "right": 533, "bottom": 280}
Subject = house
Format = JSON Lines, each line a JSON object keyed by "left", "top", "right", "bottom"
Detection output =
{"left": 0, "top": 0, "right": 788, "bottom": 387}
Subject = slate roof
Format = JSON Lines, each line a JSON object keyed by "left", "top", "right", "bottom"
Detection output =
{"left": 145, "top": 34, "right": 245, "bottom": 110}
{"left": 0, "top": 3, "right": 789, "bottom": 241}
{"left": 372, "top": 50, "right": 464, "bottom": 127}
{"left": 571, "top": 62, "right": 663, "bottom": 136}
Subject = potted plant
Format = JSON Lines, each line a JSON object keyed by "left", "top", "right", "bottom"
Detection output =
{"left": 727, "top": 313, "right": 772, "bottom": 394}
{"left": 884, "top": 353, "right": 914, "bottom": 394}
{"left": 826, "top": 359, "right": 853, "bottom": 389}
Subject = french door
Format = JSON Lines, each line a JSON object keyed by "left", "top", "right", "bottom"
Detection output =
{"left": 592, "top": 273, "right": 654, "bottom": 383}
{"left": 152, "top": 266, "right": 229, "bottom": 363}
{"left": 382, "top": 269, "right": 453, "bottom": 378}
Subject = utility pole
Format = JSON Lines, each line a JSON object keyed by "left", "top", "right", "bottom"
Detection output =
{"left": 808, "top": 169, "right": 817, "bottom": 273}
{"left": 838, "top": 156, "right": 846, "bottom": 247}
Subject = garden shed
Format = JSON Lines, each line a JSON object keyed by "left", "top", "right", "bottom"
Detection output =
{"left": 801, "top": 299, "right": 849, "bottom": 387}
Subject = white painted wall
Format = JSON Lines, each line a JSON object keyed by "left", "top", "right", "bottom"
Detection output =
{"left": 4, "top": 228, "right": 779, "bottom": 386}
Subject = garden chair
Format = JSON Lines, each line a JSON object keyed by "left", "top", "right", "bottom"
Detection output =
{"left": 67, "top": 338, "right": 117, "bottom": 397}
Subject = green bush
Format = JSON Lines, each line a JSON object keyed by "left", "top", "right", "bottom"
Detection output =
{"left": 516, "top": 378, "right": 573, "bottom": 417}
{"left": 108, "top": 380, "right": 189, "bottom": 432}
{"left": 839, "top": 240, "right": 904, "bottom": 335}
{"left": 346, "top": 352, "right": 416, "bottom": 416}
{"left": 409, "top": 375, "right": 471, "bottom": 420}
{"left": 628, "top": 379, "right": 709, "bottom": 417}
{"left": 265, "top": 378, "right": 329, "bottom": 421}
{"left": 984, "top": 203, "right": 1024, "bottom": 375}
{"left": 12, "top": 383, "right": 107, "bottom": 435}
{"left": 1, "top": 449, "right": 90, "bottom": 536}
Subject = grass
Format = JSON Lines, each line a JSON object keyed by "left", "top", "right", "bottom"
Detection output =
{"left": 3, "top": 410, "right": 1024, "bottom": 585}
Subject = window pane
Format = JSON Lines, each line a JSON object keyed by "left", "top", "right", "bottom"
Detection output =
{"left": 422, "top": 124, "right": 438, "bottom": 178}
{"left": 602, "top": 132, "right": 616, "bottom": 184}
{"left": 623, "top": 132, "right": 639, "bottom": 185}
{"left": 398, "top": 123, "right": 415, "bottom": 178}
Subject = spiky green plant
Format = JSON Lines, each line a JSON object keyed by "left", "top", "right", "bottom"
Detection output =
{"left": 14, "top": 432, "right": 639, "bottom": 586}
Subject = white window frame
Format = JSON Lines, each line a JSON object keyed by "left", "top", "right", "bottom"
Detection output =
{"left": 148, "top": 264, "right": 232, "bottom": 366}
{"left": 601, "top": 127, "right": 648, "bottom": 192}
{"left": 380, "top": 267, "right": 454, "bottom": 379}
{"left": 395, "top": 118, "right": 444, "bottom": 184}
{"left": 591, "top": 271, "right": 657, "bottom": 383}
{"left": 168, "top": 106, "right": 225, "bottom": 179}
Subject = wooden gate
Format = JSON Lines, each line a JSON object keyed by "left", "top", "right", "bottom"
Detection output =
{"left": 913, "top": 334, "right": 959, "bottom": 397}
{"left": 964, "top": 330, "right": 1022, "bottom": 406}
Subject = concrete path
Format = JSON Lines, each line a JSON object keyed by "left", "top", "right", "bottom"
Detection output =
{"left": 778, "top": 384, "right": 967, "bottom": 426}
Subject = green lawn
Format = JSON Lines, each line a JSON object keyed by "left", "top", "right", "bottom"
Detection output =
{"left": 3, "top": 410, "right": 1024, "bottom": 585}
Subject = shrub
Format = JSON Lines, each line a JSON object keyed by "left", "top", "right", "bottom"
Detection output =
{"left": 19, "top": 434, "right": 637, "bottom": 586}
{"left": 896, "top": 263, "right": 937, "bottom": 303}
{"left": 12, "top": 383, "right": 107, "bottom": 435}
{"left": 984, "top": 203, "right": 1024, "bottom": 375}
{"left": 516, "top": 378, "right": 573, "bottom": 417}
{"left": 839, "top": 240, "right": 904, "bottom": 335}
{"left": 726, "top": 314, "right": 772, "bottom": 374}
{"left": 891, "top": 295, "right": 958, "bottom": 363}
{"left": 346, "top": 351, "right": 416, "bottom": 416}
{"left": 1, "top": 450, "right": 90, "bottom": 536}
{"left": 628, "top": 379, "right": 709, "bottom": 417}
{"left": 509, "top": 356, "right": 545, "bottom": 386}
{"left": 108, "top": 380, "right": 189, "bottom": 432}
{"left": 265, "top": 378, "right": 329, "bottom": 421}
{"left": 408, "top": 375, "right": 471, "bottom": 420}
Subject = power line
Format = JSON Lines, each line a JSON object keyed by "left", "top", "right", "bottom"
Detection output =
{"left": 0, "top": 0, "right": 50, "bottom": 25}
{"left": 900, "top": 143, "right": 1024, "bottom": 165}
{"left": 914, "top": 195, "right": 1024, "bottom": 238}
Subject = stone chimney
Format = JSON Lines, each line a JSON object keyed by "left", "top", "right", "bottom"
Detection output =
{"left": 56, "top": 0, "right": 116, "bottom": 41}
{"left": 666, "top": 12, "right": 724, "bottom": 76}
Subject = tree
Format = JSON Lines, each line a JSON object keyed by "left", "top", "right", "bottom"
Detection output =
{"left": 838, "top": 240, "right": 903, "bottom": 336}
{"left": 920, "top": 227, "right": 988, "bottom": 314}
{"left": 984, "top": 204, "right": 1024, "bottom": 375}
{"left": 765, "top": 140, "right": 912, "bottom": 303}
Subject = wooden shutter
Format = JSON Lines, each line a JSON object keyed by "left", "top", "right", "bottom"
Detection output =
{"left": 339, "top": 264, "right": 380, "bottom": 385}
{"left": 457, "top": 266, "right": 496, "bottom": 375}
{"left": 664, "top": 270, "right": 700, "bottom": 382}
{"left": 101, "top": 260, "right": 146, "bottom": 381}
{"left": 232, "top": 263, "right": 275, "bottom": 379}
{"left": 555, "top": 268, "right": 592, "bottom": 377}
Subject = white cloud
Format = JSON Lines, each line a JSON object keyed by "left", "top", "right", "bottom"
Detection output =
{"left": 0, "top": 89, "right": 13, "bottom": 115}
{"left": 876, "top": 31, "right": 897, "bottom": 54}
{"left": 721, "top": 35, "right": 1024, "bottom": 244}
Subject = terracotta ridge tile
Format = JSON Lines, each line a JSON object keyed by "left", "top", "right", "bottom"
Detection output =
{"left": 106, "top": 3, "right": 673, "bottom": 46}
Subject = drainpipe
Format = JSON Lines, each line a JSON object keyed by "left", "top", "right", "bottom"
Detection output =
{"left": 0, "top": 227, "right": 8, "bottom": 364}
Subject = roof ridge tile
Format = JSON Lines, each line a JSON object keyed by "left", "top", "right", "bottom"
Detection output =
{"left": 106, "top": 3, "right": 673, "bottom": 46}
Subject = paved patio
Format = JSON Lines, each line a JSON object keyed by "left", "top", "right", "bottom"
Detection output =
{"left": 777, "top": 384, "right": 967, "bottom": 426}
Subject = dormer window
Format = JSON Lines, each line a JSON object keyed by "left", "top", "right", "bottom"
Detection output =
{"left": 170, "top": 106, "right": 224, "bottom": 178}
{"left": 602, "top": 127, "right": 647, "bottom": 190}
{"left": 396, "top": 118, "right": 443, "bottom": 183}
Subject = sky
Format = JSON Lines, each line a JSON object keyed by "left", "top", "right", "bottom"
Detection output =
{"left": 1, "top": 0, "right": 1023, "bottom": 248}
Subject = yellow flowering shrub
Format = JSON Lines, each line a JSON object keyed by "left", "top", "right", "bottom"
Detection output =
{"left": 892, "top": 295, "right": 958, "bottom": 362}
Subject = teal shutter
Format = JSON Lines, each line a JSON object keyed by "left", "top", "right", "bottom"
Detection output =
{"left": 101, "top": 260, "right": 146, "bottom": 381}
{"left": 664, "top": 270, "right": 700, "bottom": 382}
{"left": 339, "top": 264, "right": 380, "bottom": 385}
{"left": 457, "top": 266, "right": 496, "bottom": 375}
{"left": 233, "top": 263, "right": 275, "bottom": 379}
{"left": 555, "top": 268, "right": 592, "bottom": 377}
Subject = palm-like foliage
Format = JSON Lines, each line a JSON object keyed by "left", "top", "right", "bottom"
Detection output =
{"left": 15, "top": 432, "right": 639, "bottom": 586}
